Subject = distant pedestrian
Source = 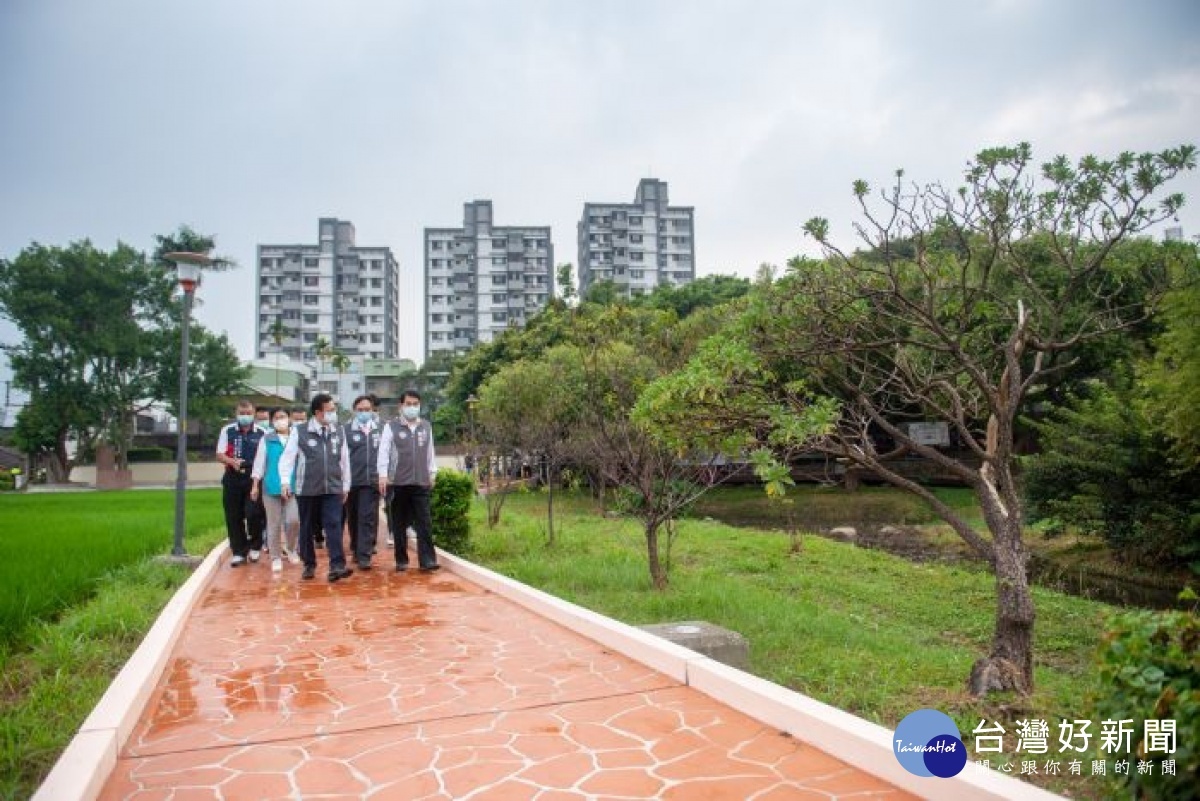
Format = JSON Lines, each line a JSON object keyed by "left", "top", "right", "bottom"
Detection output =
{"left": 279, "top": 393, "right": 352, "bottom": 582}
{"left": 250, "top": 408, "right": 302, "bottom": 574}
{"left": 343, "top": 394, "right": 381, "bottom": 570}
{"left": 216, "top": 399, "right": 265, "bottom": 567}
{"left": 377, "top": 390, "right": 439, "bottom": 572}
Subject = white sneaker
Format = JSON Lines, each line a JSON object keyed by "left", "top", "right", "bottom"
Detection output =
{"left": 230, "top": 554, "right": 246, "bottom": 567}
{"left": 286, "top": 548, "right": 301, "bottom": 565}
{"left": 386, "top": 534, "right": 394, "bottom": 547}
{"left": 271, "top": 557, "right": 282, "bottom": 573}
{"left": 249, "top": 550, "right": 261, "bottom": 563}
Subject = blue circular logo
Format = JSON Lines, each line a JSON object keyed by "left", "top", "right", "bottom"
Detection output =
{"left": 893, "top": 709, "right": 966, "bottom": 778}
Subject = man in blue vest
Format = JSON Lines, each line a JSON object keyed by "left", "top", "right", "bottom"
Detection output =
{"left": 376, "top": 390, "right": 439, "bottom": 572}
{"left": 215, "top": 399, "right": 265, "bottom": 567}
{"left": 279, "top": 393, "right": 353, "bottom": 582}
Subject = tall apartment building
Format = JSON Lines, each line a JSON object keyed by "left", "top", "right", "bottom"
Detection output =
{"left": 257, "top": 218, "right": 400, "bottom": 363}
{"left": 425, "top": 200, "right": 553, "bottom": 359}
{"left": 577, "top": 178, "right": 695, "bottom": 298}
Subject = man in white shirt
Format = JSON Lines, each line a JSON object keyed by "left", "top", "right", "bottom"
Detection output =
{"left": 279, "top": 393, "right": 352, "bottom": 582}
{"left": 376, "top": 390, "right": 439, "bottom": 571}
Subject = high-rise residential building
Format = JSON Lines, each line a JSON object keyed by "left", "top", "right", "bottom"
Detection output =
{"left": 257, "top": 218, "right": 400, "bottom": 363}
{"left": 425, "top": 200, "right": 554, "bottom": 359}
{"left": 577, "top": 178, "right": 695, "bottom": 298}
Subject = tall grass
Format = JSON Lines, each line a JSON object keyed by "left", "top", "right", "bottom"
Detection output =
{"left": 0, "top": 489, "right": 227, "bottom": 799}
{"left": 0, "top": 490, "right": 225, "bottom": 646}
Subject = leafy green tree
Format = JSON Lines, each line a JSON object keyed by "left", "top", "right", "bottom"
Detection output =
{"left": 1023, "top": 378, "right": 1199, "bottom": 568}
{"left": 1140, "top": 253, "right": 1200, "bottom": 468}
{"left": 576, "top": 341, "right": 735, "bottom": 589}
{"left": 637, "top": 143, "right": 1196, "bottom": 694}
{"left": 330, "top": 350, "right": 351, "bottom": 378}
{"left": 313, "top": 335, "right": 332, "bottom": 371}
{"left": 152, "top": 224, "right": 235, "bottom": 272}
{"left": 0, "top": 240, "right": 175, "bottom": 472}
{"left": 1, "top": 227, "right": 242, "bottom": 477}
{"left": 153, "top": 325, "right": 249, "bottom": 435}
{"left": 476, "top": 346, "right": 585, "bottom": 545}
{"left": 556, "top": 262, "right": 577, "bottom": 303}
{"left": 630, "top": 274, "right": 752, "bottom": 318}
{"left": 582, "top": 278, "right": 623, "bottom": 307}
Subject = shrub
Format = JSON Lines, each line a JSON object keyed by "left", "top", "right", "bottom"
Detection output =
{"left": 1095, "top": 605, "right": 1200, "bottom": 799}
{"left": 431, "top": 469, "right": 474, "bottom": 555}
{"left": 127, "top": 446, "right": 174, "bottom": 463}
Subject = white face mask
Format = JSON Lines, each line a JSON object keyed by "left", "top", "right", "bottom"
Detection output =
{"left": 322, "top": 411, "right": 338, "bottom": 425}
{"left": 273, "top": 419, "right": 289, "bottom": 433}
{"left": 402, "top": 405, "right": 421, "bottom": 421}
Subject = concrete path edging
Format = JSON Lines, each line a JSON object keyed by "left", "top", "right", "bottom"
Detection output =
{"left": 436, "top": 548, "right": 1064, "bottom": 801}
{"left": 32, "top": 542, "right": 228, "bottom": 801}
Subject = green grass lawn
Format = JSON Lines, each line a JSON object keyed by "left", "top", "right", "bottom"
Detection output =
{"left": 0, "top": 489, "right": 227, "bottom": 799}
{"left": 0, "top": 489, "right": 226, "bottom": 647}
{"left": 469, "top": 490, "right": 1116, "bottom": 798}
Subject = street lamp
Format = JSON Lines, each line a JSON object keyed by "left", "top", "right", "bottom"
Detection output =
{"left": 164, "top": 252, "right": 211, "bottom": 558}
{"left": 465, "top": 394, "right": 478, "bottom": 476}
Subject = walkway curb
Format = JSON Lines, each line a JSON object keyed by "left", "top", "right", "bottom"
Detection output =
{"left": 32, "top": 542, "right": 228, "bottom": 801}
{"left": 436, "top": 548, "right": 1064, "bottom": 801}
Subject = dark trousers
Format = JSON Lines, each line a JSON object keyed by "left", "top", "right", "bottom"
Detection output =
{"left": 344, "top": 485, "right": 379, "bottom": 565}
{"left": 297, "top": 494, "right": 347, "bottom": 571}
{"left": 222, "top": 476, "right": 264, "bottom": 557}
{"left": 389, "top": 485, "right": 436, "bottom": 568}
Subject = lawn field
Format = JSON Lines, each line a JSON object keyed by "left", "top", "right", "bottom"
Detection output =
{"left": 0, "top": 489, "right": 227, "bottom": 798}
{"left": 0, "top": 489, "right": 225, "bottom": 646}
{"left": 469, "top": 490, "right": 1123, "bottom": 798}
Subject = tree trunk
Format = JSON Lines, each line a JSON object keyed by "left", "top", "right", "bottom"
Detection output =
{"left": 968, "top": 490, "right": 1035, "bottom": 696}
{"left": 546, "top": 469, "right": 555, "bottom": 547}
{"left": 49, "top": 434, "right": 71, "bottom": 484}
{"left": 645, "top": 520, "right": 668, "bottom": 590}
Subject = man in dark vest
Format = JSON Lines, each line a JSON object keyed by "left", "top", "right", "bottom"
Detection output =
{"left": 376, "top": 389, "right": 439, "bottom": 571}
{"left": 343, "top": 394, "right": 381, "bottom": 570}
{"left": 279, "top": 393, "right": 353, "bottom": 582}
{"left": 215, "top": 399, "right": 265, "bottom": 567}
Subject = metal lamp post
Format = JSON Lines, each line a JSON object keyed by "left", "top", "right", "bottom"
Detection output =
{"left": 164, "top": 252, "right": 210, "bottom": 557}
{"left": 466, "top": 394, "right": 478, "bottom": 478}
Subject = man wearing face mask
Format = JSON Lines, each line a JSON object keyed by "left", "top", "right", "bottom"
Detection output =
{"left": 377, "top": 390, "right": 439, "bottom": 572}
{"left": 278, "top": 393, "right": 353, "bottom": 582}
{"left": 215, "top": 399, "right": 266, "bottom": 567}
{"left": 343, "top": 394, "right": 381, "bottom": 571}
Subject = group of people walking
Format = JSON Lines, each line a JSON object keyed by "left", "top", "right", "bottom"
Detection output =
{"left": 216, "top": 391, "right": 440, "bottom": 582}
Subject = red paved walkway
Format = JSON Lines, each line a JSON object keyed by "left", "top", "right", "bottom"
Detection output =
{"left": 100, "top": 547, "right": 916, "bottom": 799}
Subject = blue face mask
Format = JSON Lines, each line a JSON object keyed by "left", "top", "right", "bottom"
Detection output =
{"left": 355, "top": 411, "right": 373, "bottom": 425}
{"left": 236, "top": 414, "right": 254, "bottom": 427}
{"left": 402, "top": 405, "right": 421, "bottom": 421}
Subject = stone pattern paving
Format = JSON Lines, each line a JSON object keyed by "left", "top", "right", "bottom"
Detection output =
{"left": 101, "top": 547, "right": 916, "bottom": 799}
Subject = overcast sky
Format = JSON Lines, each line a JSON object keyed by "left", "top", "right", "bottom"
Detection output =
{"left": 2, "top": 0, "right": 1198, "bottom": 405}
